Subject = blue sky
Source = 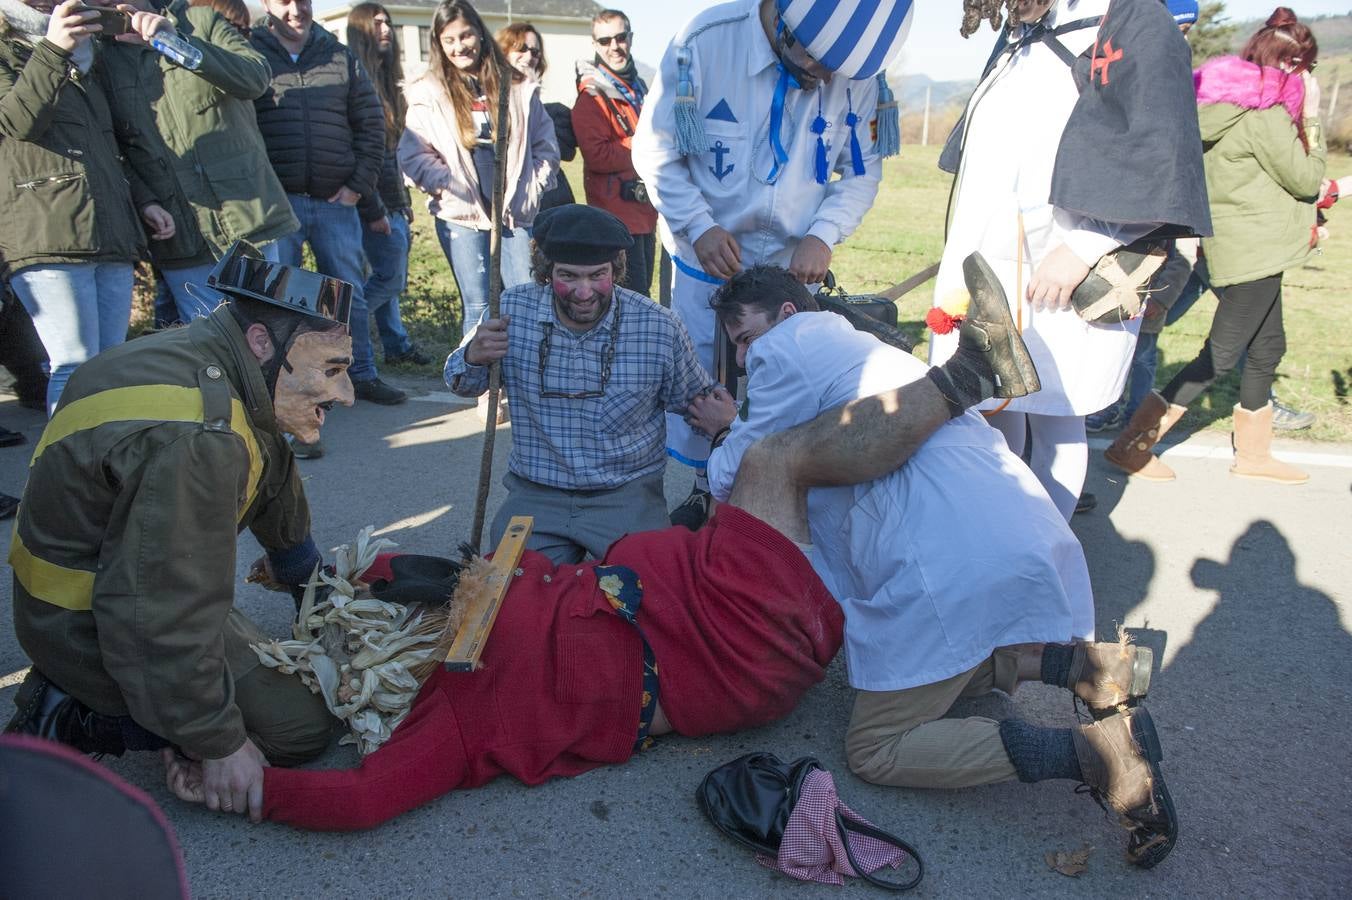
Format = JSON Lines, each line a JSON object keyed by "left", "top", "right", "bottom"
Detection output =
{"left": 624, "top": 0, "right": 1351, "bottom": 82}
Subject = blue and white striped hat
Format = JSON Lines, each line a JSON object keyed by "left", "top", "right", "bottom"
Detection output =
{"left": 776, "top": 0, "right": 915, "bottom": 80}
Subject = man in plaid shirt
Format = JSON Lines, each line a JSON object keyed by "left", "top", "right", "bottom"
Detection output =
{"left": 445, "top": 205, "right": 717, "bottom": 563}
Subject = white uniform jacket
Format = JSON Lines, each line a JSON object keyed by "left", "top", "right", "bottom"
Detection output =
{"left": 631, "top": 0, "right": 882, "bottom": 271}
{"left": 929, "top": 0, "right": 1155, "bottom": 416}
{"left": 709, "top": 313, "right": 1094, "bottom": 691}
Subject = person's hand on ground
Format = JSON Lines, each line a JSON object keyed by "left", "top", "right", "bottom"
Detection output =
{"left": 162, "top": 748, "right": 205, "bottom": 804}
{"left": 693, "top": 226, "right": 741, "bottom": 280}
{"left": 1027, "top": 243, "right": 1090, "bottom": 311}
{"left": 465, "top": 315, "right": 510, "bottom": 366}
{"left": 685, "top": 385, "right": 737, "bottom": 439}
{"left": 201, "top": 738, "right": 269, "bottom": 823}
{"left": 788, "top": 235, "right": 832, "bottom": 284}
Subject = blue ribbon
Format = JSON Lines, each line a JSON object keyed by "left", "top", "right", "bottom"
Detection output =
{"left": 811, "top": 93, "right": 828, "bottom": 185}
{"left": 765, "top": 62, "right": 796, "bottom": 185}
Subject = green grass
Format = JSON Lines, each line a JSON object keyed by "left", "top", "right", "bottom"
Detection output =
{"left": 174, "top": 146, "right": 1352, "bottom": 442}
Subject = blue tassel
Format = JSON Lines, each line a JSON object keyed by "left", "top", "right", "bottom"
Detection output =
{"left": 875, "top": 72, "right": 900, "bottom": 158}
{"left": 811, "top": 112, "right": 828, "bottom": 185}
{"left": 845, "top": 89, "right": 865, "bottom": 176}
{"left": 674, "top": 46, "right": 707, "bottom": 157}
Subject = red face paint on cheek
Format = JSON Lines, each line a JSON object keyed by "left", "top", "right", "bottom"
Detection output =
{"left": 595, "top": 276, "right": 613, "bottom": 294}
{"left": 551, "top": 278, "right": 569, "bottom": 299}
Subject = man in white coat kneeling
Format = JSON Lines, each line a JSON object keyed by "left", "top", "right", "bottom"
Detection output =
{"left": 686, "top": 259, "right": 1179, "bottom": 870}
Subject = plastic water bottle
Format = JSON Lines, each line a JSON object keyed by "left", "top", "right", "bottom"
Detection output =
{"left": 150, "top": 31, "right": 202, "bottom": 71}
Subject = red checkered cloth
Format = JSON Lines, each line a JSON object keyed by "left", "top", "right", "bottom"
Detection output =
{"left": 755, "top": 768, "right": 908, "bottom": 886}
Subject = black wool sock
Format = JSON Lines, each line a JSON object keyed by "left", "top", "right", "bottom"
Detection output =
{"left": 998, "top": 719, "right": 1083, "bottom": 783}
{"left": 926, "top": 345, "right": 995, "bottom": 419}
{"left": 1039, "top": 642, "right": 1075, "bottom": 689}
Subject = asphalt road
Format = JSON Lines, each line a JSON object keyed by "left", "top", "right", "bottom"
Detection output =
{"left": 3, "top": 378, "right": 1350, "bottom": 898}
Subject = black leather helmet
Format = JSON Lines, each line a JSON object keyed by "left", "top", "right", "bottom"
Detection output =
{"left": 207, "top": 240, "right": 353, "bottom": 327}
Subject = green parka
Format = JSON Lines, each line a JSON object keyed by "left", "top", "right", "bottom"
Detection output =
{"left": 1197, "top": 102, "right": 1326, "bottom": 287}
{"left": 9, "top": 307, "right": 316, "bottom": 760}
{"left": 100, "top": 1, "right": 298, "bottom": 269}
{"left": 0, "top": 30, "right": 143, "bottom": 277}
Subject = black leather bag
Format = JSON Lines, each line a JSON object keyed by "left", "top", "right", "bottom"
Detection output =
{"left": 696, "top": 752, "right": 923, "bottom": 891}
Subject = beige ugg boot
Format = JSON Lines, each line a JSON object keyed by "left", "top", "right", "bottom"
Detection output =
{"left": 1104, "top": 391, "right": 1188, "bottom": 481}
{"left": 1230, "top": 403, "right": 1308, "bottom": 484}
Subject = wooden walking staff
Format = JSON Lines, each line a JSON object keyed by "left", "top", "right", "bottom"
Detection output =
{"left": 468, "top": 45, "right": 515, "bottom": 553}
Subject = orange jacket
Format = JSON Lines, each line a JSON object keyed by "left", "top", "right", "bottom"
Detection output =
{"left": 571, "top": 88, "right": 658, "bottom": 235}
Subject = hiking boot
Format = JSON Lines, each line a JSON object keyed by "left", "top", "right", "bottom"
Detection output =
{"left": 1074, "top": 707, "right": 1177, "bottom": 869}
{"left": 1073, "top": 492, "right": 1097, "bottom": 515}
{"left": 1270, "top": 396, "right": 1315, "bottom": 431}
{"left": 289, "top": 437, "right": 325, "bottom": 459}
{"left": 0, "top": 426, "right": 26, "bottom": 448}
{"left": 4, "top": 669, "right": 128, "bottom": 756}
{"left": 669, "top": 488, "right": 712, "bottom": 531}
{"left": 958, "top": 252, "right": 1041, "bottom": 400}
{"left": 1066, "top": 640, "right": 1152, "bottom": 718}
{"left": 386, "top": 345, "right": 433, "bottom": 367}
{"left": 353, "top": 377, "right": 407, "bottom": 405}
{"left": 1230, "top": 403, "right": 1307, "bottom": 484}
{"left": 1104, "top": 391, "right": 1186, "bottom": 481}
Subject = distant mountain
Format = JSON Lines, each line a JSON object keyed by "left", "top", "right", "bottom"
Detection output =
{"left": 893, "top": 72, "right": 977, "bottom": 112}
{"left": 1227, "top": 12, "right": 1352, "bottom": 55}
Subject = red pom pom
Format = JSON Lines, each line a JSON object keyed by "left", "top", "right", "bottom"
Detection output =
{"left": 926, "top": 307, "right": 959, "bottom": 335}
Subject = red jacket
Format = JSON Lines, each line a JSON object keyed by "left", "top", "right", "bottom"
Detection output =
{"left": 571, "top": 85, "right": 658, "bottom": 235}
{"left": 262, "top": 506, "right": 842, "bottom": 830}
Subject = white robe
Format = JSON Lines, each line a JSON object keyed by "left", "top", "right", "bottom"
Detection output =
{"left": 929, "top": 0, "right": 1148, "bottom": 416}
{"left": 709, "top": 312, "right": 1094, "bottom": 692}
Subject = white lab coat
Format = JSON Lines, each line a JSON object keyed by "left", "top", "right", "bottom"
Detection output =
{"left": 709, "top": 313, "right": 1094, "bottom": 691}
{"left": 632, "top": 0, "right": 882, "bottom": 466}
{"left": 929, "top": 0, "right": 1149, "bottom": 416}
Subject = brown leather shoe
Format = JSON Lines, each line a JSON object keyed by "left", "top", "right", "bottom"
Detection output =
{"left": 1067, "top": 640, "right": 1152, "bottom": 718}
{"left": 1104, "top": 391, "right": 1186, "bottom": 481}
{"left": 1074, "top": 707, "right": 1178, "bottom": 869}
{"left": 960, "top": 252, "right": 1040, "bottom": 399}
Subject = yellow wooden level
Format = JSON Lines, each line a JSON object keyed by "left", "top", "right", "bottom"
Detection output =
{"left": 443, "top": 516, "right": 532, "bottom": 672}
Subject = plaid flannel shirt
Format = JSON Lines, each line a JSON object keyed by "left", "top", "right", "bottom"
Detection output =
{"left": 445, "top": 283, "right": 714, "bottom": 490}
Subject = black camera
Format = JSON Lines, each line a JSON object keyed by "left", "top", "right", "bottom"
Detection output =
{"left": 620, "top": 177, "right": 649, "bottom": 206}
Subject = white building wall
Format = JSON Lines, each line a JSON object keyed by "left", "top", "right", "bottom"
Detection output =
{"left": 320, "top": 6, "right": 594, "bottom": 106}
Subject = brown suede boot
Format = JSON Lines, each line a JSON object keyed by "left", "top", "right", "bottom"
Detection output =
{"left": 1104, "top": 391, "right": 1187, "bottom": 481}
{"left": 1067, "top": 640, "right": 1153, "bottom": 719}
{"left": 1073, "top": 707, "right": 1178, "bottom": 869}
{"left": 1230, "top": 403, "right": 1308, "bottom": 484}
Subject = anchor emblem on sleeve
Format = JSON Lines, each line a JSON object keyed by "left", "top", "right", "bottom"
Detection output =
{"left": 708, "top": 141, "right": 734, "bottom": 181}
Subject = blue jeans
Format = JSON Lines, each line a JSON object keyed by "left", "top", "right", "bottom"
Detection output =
{"left": 434, "top": 219, "right": 532, "bottom": 333}
{"left": 277, "top": 195, "right": 376, "bottom": 382}
{"left": 159, "top": 242, "right": 283, "bottom": 324}
{"left": 10, "top": 262, "right": 133, "bottom": 414}
{"left": 361, "top": 212, "right": 414, "bottom": 358}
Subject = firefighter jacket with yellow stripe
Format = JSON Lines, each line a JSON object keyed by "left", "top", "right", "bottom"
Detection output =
{"left": 10, "top": 307, "right": 318, "bottom": 760}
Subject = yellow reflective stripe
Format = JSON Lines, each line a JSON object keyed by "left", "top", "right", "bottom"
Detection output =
{"left": 8, "top": 527, "right": 96, "bottom": 611}
{"left": 31, "top": 383, "right": 263, "bottom": 519}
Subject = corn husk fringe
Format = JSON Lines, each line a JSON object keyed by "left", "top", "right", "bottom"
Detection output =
{"left": 250, "top": 526, "right": 479, "bottom": 755}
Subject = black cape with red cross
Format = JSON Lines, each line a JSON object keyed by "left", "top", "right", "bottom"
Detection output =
{"left": 941, "top": 0, "right": 1212, "bottom": 240}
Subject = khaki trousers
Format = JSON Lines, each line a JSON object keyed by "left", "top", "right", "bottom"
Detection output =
{"left": 224, "top": 609, "right": 335, "bottom": 766}
{"left": 845, "top": 649, "right": 1021, "bottom": 789}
